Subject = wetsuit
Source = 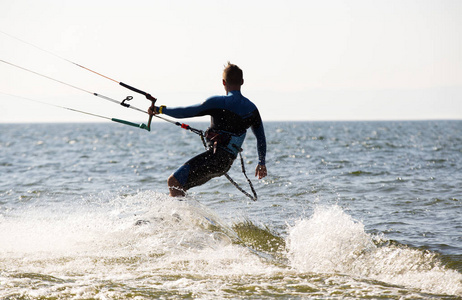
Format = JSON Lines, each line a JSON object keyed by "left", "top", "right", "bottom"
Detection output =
{"left": 158, "top": 90, "right": 266, "bottom": 190}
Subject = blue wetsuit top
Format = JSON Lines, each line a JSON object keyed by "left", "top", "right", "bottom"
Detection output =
{"left": 159, "top": 91, "right": 266, "bottom": 165}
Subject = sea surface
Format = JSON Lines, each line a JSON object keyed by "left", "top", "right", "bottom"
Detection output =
{"left": 0, "top": 120, "right": 461, "bottom": 299}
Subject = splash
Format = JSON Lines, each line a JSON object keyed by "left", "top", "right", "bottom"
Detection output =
{"left": 0, "top": 191, "right": 255, "bottom": 261}
{"left": 0, "top": 191, "right": 275, "bottom": 298}
{"left": 1, "top": 193, "right": 461, "bottom": 298}
{"left": 286, "top": 205, "right": 462, "bottom": 296}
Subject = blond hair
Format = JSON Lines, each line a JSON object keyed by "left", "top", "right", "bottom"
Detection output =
{"left": 223, "top": 62, "right": 243, "bottom": 85}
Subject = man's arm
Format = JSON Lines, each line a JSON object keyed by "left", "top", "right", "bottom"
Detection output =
{"left": 151, "top": 97, "right": 220, "bottom": 119}
{"left": 251, "top": 113, "right": 267, "bottom": 179}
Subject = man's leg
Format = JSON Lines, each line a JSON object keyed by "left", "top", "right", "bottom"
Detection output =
{"left": 167, "top": 149, "right": 235, "bottom": 197}
{"left": 167, "top": 174, "right": 186, "bottom": 197}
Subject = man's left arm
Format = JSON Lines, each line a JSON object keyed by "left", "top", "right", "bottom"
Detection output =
{"left": 251, "top": 112, "right": 267, "bottom": 179}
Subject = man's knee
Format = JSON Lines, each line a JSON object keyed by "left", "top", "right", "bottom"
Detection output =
{"left": 168, "top": 175, "right": 185, "bottom": 197}
{"left": 167, "top": 174, "right": 179, "bottom": 187}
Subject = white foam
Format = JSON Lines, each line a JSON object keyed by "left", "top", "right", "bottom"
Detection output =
{"left": 286, "top": 205, "right": 462, "bottom": 295}
{"left": 1, "top": 194, "right": 461, "bottom": 298}
{"left": 0, "top": 191, "right": 271, "bottom": 278}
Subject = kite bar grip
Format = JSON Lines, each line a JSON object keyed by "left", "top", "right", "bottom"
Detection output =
{"left": 119, "top": 82, "right": 157, "bottom": 102}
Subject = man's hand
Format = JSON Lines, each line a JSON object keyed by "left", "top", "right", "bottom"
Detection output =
{"left": 148, "top": 105, "right": 158, "bottom": 116}
{"left": 255, "top": 164, "right": 267, "bottom": 179}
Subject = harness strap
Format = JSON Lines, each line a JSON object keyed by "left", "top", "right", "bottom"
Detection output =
{"left": 224, "top": 152, "right": 258, "bottom": 201}
{"left": 199, "top": 131, "right": 258, "bottom": 201}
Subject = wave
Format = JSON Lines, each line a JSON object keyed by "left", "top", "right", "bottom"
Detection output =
{"left": 286, "top": 205, "right": 462, "bottom": 296}
{"left": 0, "top": 192, "right": 460, "bottom": 298}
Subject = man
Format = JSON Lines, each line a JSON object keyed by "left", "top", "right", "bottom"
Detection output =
{"left": 149, "top": 62, "right": 267, "bottom": 197}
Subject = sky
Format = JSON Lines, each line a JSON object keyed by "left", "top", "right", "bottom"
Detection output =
{"left": 0, "top": 0, "right": 461, "bottom": 123}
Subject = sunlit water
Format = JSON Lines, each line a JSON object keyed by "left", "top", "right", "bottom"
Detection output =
{"left": 1, "top": 121, "right": 461, "bottom": 299}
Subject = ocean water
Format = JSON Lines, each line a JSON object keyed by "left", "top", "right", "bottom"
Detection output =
{"left": 0, "top": 120, "right": 461, "bottom": 299}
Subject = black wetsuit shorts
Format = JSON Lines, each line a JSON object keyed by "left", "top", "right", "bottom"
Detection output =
{"left": 173, "top": 148, "right": 235, "bottom": 190}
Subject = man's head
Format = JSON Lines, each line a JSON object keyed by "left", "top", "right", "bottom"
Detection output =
{"left": 222, "top": 62, "right": 243, "bottom": 92}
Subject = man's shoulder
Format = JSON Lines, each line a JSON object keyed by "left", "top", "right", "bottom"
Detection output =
{"left": 204, "top": 95, "right": 227, "bottom": 105}
{"left": 238, "top": 95, "right": 258, "bottom": 112}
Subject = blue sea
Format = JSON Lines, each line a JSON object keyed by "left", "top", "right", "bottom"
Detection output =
{"left": 0, "top": 120, "right": 461, "bottom": 299}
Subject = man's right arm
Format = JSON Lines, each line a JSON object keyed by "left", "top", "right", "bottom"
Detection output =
{"left": 152, "top": 97, "right": 220, "bottom": 119}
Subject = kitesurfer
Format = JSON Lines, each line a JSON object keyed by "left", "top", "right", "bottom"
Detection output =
{"left": 148, "top": 62, "right": 267, "bottom": 197}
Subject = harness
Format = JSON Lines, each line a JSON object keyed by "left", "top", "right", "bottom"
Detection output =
{"left": 205, "top": 129, "right": 245, "bottom": 155}
{"left": 203, "top": 129, "right": 258, "bottom": 201}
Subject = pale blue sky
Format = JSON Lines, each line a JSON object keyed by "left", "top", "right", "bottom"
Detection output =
{"left": 1, "top": 0, "right": 461, "bottom": 123}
